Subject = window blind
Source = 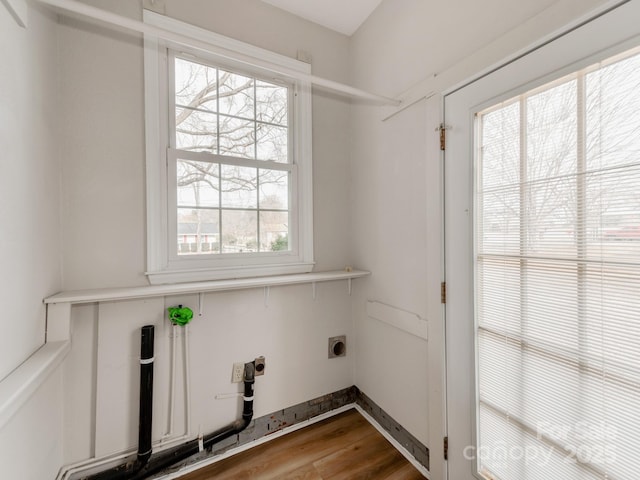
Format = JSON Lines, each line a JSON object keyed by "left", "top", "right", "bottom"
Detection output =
{"left": 476, "top": 45, "right": 640, "bottom": 480}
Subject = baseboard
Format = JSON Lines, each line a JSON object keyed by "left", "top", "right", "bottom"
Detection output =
{"left": 61, "top": 385, "right": 430, "bottom": 479}
{"left": 155, "top": 385, "right": 430, "bottom": 479}
{"left": 354, "top": 387, "right": 430, "bottom": 471}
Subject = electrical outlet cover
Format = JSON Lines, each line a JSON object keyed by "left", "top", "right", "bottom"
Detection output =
{"left": 232, "top": 362, "right": 244, "bottom": 383}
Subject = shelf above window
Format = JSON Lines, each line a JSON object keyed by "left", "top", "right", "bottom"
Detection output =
{"left": 44, "top": 269, "right": 370, "bottom": 305}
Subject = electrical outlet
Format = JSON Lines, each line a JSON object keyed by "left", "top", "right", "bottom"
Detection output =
{"left": 231, "top": 362, "right": 244, "bottom": 383}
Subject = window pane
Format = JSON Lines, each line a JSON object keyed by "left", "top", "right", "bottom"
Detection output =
{"left": 480, "top": 102, "right": 520, "bottom": 192}
{"left": 260, "top": 211, "right": 289, "bottom": 251}
{"left": 586, "top": 53, "right": 640, "bottom": 171}
{"left": 174, "top": 57, "right": 217, "bottom": 112}
{"left": 218, "top": 70, "right": 254, "bottom": 120}
{"left": 256, "top": 80, "right": 287, "bottom": 125}
{"left": 479, "top": 185, "right": 520, "bottom": 255}
{"left": 175, "top": 108, "right": 217, "bottom": 153}
{"left": 587, "top": 165, "right": 640, "bottom": 261}
{"left": 526, "top": 176, "right": 576, "bottom": 257}
{"left": 221, "top": 165, "right": 257, "bottom": 208}
{"left": 257, "top": 123, "right": 288, "bottom": 162}
{"left": 219, "top": 116, "right": 255, "bottom": 159}
{"left": 221, "top": 210, "right": 257, "bottom": 253}
{"left": 259, "top": 169, "right": 288, "bottom": 209}
{"left": 177, "top": 160, "right": 219, "bottom": 208}
{"left": 177, "top": 208, "right": 219, "bottom": 255}
{"left": 527, "top": 80, "right": 577, "bottom": 181}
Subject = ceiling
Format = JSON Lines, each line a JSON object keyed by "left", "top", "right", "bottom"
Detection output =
{"left": 260, "top": 0, "right": 384, "bottom": 36}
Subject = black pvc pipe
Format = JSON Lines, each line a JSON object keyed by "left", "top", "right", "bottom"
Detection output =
{"left": 86, "top": 325, "right": 155, "bottom": 480}
{"left": 84, "top": 361, "right": 255, "bottom": 480}
{"left": 137, "top": 325, "right": 154, "bottom": 464}
{"left": 126, "top": 362, "right": 255, "bottom": 480}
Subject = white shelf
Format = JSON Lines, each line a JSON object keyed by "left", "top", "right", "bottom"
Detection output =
{"left": 44, "top": 269, "right": 370, "bottom": 305}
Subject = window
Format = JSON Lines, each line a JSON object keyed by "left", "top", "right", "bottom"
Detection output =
{"left": 143, "top": 11, "right": 313, "bottom": 284}
{"left": 475, "top": 46, "right": 640, "bottom": 479}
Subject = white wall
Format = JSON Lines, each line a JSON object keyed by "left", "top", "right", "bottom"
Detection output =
{"left": 347, "top": 0, "right": 613, "bottom": 467}
{"left": 63, "top": 282, "right": 355, "bottom": 464}
{"left": 57, "top": 0, "right": 357, "bottom": 468}
{"left": 58, "top": 0, "right": 352, "bottom": 290}
{"left": 0, "top": 4, "right": 64, "bottom": 479}
{"left": 0, "top": 369, "right": 64, "bottom": 479}
{"left": 0, "top": 3, "right": 61, "bottom": 380}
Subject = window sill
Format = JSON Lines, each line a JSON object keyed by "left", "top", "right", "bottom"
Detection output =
{"left": 43, "top": 269, "right": 370, "bottom": 305}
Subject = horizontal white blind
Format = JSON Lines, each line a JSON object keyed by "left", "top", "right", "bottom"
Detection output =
{"left": 476, "top": 45, "right": 640, "bottom": 480}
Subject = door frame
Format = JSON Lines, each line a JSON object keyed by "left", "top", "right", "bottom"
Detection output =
{"left": 440, "top": 1, "right": 640, "bottom": 479}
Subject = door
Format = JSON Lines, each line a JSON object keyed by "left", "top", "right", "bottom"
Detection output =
{"left": 444, "top": 2, "right": 640, "bottom": 479}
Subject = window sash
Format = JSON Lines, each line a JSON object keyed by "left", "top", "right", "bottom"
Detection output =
{"left": 169, "top": 51, "right": 293, "bottom": 162}
{"left": 167, "top": 148, "right": 297, "bottom": 263}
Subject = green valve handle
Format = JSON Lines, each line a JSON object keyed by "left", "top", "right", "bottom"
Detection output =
{"left": 168, "top": 305, "right": 194, "bottom": 326}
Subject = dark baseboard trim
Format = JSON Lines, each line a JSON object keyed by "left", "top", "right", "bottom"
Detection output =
{"left": 150, "top": 385, "right": 429, "bottom": 477}
{"left": 354, "top": 387, "right": 429, "bottom": 470}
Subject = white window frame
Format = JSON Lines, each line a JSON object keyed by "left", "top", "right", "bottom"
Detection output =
{"left": 143, "top": 11, "right": 314, "bottom": 284}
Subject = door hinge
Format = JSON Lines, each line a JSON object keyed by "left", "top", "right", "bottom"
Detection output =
{"left": 439, "top": 124, "right": 446, "bottom": 151}
{"left": 437, "top": 123, "right": 451, "bottom": 151}
{"left": 444, "top": 436, "right": 449, "bottom": 460}
{"left": 441, "top": 281, "right": 446, "bottom": 304}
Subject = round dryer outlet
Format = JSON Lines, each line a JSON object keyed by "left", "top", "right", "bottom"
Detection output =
{"left": 328, "top": 335, "right": 346, "bottom": 358}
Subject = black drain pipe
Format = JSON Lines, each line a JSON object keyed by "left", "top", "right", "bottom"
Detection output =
{"left": 124, "top": 361, "right": 255, "bottom": 480}
{"left": 88, "top": 325, "right": 155, "bottom": 480}
{"left": 137, "top": 325, "right": 155, "bottom": 466}
{"left": 84, "top": 361, "right": 255, "bottom": 480}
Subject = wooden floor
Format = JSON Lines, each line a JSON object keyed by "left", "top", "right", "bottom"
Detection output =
{"left": 178, "top": 409, "right": 425, "bottom": 480}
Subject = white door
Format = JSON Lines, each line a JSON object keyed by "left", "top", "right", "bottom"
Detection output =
{"left": 444, "top": 2, "right": 640, "bottom": 479}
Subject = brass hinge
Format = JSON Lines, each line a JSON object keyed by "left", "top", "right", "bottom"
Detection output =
{"left": 444, "top": 436, "right": 449, "bottom": 460}
{"left": 439, "top": 124, "right": 446, "bottom": 151}
{"left": 441, "top": 281, "right": 446, "bottom": 304}
{"left": 437, "top": 123, "right": 451, "bottom": 151}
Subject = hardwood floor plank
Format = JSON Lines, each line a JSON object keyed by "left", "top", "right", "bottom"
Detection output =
{"left": 277, "top": 463, "right": 323, "bottom": 480}
{"left": 312, "top": 429, "right": 405, "bottom": 480}
{"left": 177, "top": 409, "right": 425, "bottom": 480}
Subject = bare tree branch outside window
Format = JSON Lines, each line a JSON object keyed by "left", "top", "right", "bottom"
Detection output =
{"left": 173, "top": 57, "right": 290, "bottom": 254}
